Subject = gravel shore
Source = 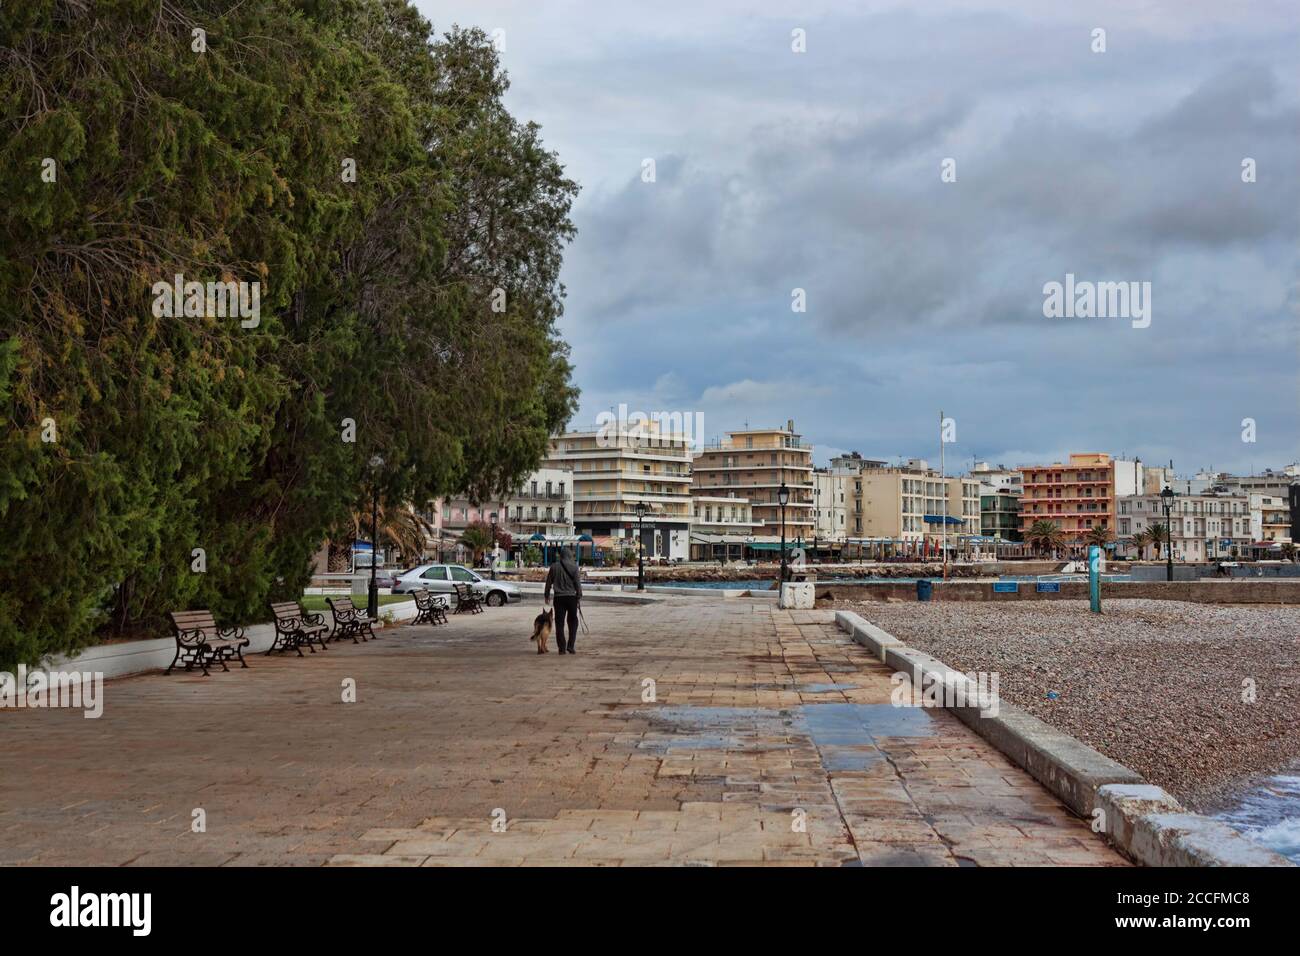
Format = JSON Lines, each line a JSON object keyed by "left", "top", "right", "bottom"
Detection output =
{"left": 836, "top": 599, "right": 1300, "bottom": 810}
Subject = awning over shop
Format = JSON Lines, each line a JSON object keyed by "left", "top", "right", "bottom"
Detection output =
{"left": 923, "top": 515, "right": 964, "bottom": 525}
{"left": 691, "top": 532, "right": 754, "bottom": 544}
{"left": 527, "top": 533, "right": 593, "bottom": 544}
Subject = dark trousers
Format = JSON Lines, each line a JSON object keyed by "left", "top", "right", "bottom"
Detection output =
{"left": 554, "top": 595, "right": 579, "bottom": 651}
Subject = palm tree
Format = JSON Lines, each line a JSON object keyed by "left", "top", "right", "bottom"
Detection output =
{"left": 1085, "top": 525, "right": 1113, "bottom": 550}
{"left": 339, "top": 502, "right": 436, "bottom": 565}
{"left": 457, "top": 522, "right": 495, "bottom": 565}
{"left": 1148, "top": 523, "right": 1169, "bottom": 560}
{"left": 1026, "top": 520, "right": 1063, "bottom": 557}
{"left": 1130, "top": 529, "right": 1151, "bottom": 560}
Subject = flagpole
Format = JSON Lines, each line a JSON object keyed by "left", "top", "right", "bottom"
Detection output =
{"left": 940, "top": 410, "right": 948, "bottom": 582}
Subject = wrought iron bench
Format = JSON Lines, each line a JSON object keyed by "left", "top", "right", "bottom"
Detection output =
{"left": 166, "top": 610, "right": 249, "bottom": 676}
{"left": 268, "top": 601, "right": 329, "bottom": 655}
{"left": 413, "top": 589, "right": 449, "bottom": 626}
{"left": 326, "top": 596, "right": 378, "bottom": 643}
{"left": 452, "top": 582, "right": 483, "bottom": 614}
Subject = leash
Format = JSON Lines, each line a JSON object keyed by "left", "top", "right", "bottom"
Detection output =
{"left": 578, "top": 603, "right": 590, "bottom": 635}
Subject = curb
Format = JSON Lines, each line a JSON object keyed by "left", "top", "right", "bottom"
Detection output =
{"left": 833, "top": 609, "right": 1293, "bottom": 868}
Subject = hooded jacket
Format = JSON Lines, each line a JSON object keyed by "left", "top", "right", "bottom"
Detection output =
{"left": 544, "top": 551, "right": 583, "bottom": 601}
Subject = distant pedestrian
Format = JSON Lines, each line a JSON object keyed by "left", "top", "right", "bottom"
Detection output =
{"left": 544, "top": 546, "right": 583, "bottom": 655}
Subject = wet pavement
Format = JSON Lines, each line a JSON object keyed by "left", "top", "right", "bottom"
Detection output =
{"left": 0, "top": 598, "right": 1124, "bottom": 866}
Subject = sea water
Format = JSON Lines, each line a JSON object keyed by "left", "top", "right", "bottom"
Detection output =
{"left": 1214, "top": 773, "right": 1300, "bottom": 863}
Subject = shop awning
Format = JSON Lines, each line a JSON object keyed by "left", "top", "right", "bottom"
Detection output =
{"left": 923, "top": 515, "right": 964, "bottom": 525}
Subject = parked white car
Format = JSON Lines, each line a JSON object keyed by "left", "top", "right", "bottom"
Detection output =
{"left": 392, "top": 564, "right": 521, "bottom": 607}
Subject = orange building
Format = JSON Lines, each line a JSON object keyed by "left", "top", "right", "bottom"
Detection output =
{"left": 1016, "top": 453, "right": 1132, "bottom": 552}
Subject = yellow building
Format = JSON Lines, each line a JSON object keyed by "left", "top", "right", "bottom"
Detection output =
{"left": 840, "top": 460, "right": 979, "bottom": 557}
{"left": 691, "top": 421, "right": 814, "bottom": 543}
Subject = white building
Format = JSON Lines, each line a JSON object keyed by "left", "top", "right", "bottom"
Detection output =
{"left": 969, "top": 460, "right": 1023, "bottom": 495}
{"left": 503, "top": 467, "right": 575, "bottom": 539}
{"left": 690, "top": 495, "right": 762, "bottom": 561}
{"left": 1115, "top": 492, "right": 1252, "bottom": 561}
{"left": 1250, "top": 493, "right": 1292, "bottom": 546}
{"left": 813, "top": 469, "right": 850, "bottom": 543}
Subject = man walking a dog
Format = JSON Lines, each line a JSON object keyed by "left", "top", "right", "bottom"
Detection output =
{"left": 543, "top": 546, "right": 583, "bottom": 654}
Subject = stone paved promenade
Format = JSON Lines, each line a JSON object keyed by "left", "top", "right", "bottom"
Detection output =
{"left": 0, "top": 598, "right": 1124, "bottom": 866}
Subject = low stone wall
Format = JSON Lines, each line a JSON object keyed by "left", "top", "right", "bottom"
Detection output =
{"left": 34, "top": 599, "right": 421, "bottom": 681}
{"left": 823, "top": 579, "right": 1300, "bottom": 605}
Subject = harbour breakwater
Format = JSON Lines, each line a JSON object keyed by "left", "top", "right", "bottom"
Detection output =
{"left": 508, "top": 561, "right": 1061, "bottom": 584}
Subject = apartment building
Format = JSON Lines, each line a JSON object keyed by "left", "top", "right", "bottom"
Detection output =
{"left": 1175, "top": 467, "right": 1299, "bottom": 498}
{"left": 545, "top": 424, "right": 693, "bottom": 561}
{"left": 690, "top": 495, "right": 761, "bottom": 560}
{"left": 692, "top": 421, "right": 815, "bottom": 542}
{"left": 432, "top": 467, "right": 576, "bottom": 555}
{"left": 833, "top": 458, "right": 980, "bottom": 552}
{"left": 1017, "top": 453, "right": 1141, "bottom": 550}
{"left": 813, "top": 469, "right": 850, "bottom": 543}
{"left": 1251, "top": 494, "right": 1292, "bottom": 545}
{"left": 970, "top": 460, "right": 1023, "bottom": 495}
{"left": 1115, "top": 492, "right": 1252, "bottom": 561}
{"left": 980, "top": 489, "right": 1022, "bottom": 541}
{"left": 500, "top": 467, "right": 575, "bottom": 539}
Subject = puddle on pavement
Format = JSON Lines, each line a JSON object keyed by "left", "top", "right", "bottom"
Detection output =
{"left": 751, "top": 681, "right": 860, "bottom": 694}
{"left": 629, "top": 706, "right": 796, "bottom": 754}
{"left": 619, "top": 703, "right": 935, "bottom": 774}
{"left": 800, "top": 703, "right": 936, "bottom": 772}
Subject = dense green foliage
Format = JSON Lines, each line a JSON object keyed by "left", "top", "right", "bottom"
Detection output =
{"left": 0, "top": 0, "right": 578, "bottom": 667}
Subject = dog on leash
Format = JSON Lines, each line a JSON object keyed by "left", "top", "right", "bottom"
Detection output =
{"left": 530, "top": 608, "right": 554, "bottom": 654}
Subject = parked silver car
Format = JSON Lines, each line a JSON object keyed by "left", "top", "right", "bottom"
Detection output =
{"left": 392, "top": 564, "right": 521, "bottom": 607}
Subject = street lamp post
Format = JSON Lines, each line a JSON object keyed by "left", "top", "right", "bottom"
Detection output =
{"left": 368, "top": 454, "right": 384, "bottom": 619}
{"left": 635, "top": 502, "right": 647, "bottom": 591}
{"left": 1160, "top": 485, "right": 1176, "bottom": 582}
{"left": 489, "top": 511, "right": 499, "bottom": 580}
{"left": 778, "top": 482, "right": 790, "bottom": 584}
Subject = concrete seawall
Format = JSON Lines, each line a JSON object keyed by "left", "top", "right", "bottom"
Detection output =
{"left": 824, "top": 579, "right": 1300, "bottom": 604}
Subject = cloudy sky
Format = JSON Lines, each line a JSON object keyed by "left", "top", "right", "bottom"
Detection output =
{"left": 422, "top": 0, "right": 1298, "bottom": 474}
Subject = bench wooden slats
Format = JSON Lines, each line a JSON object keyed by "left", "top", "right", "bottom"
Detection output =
{"left": 326, "top": 596, "right": 378, "bottom": 644}
{"left": 167, "top": 610, "right": 249, "bottom": 677}
{"left": 453, "top": 582, "right": 483, "bottom": 614}
{"left": 268, "top": 600, "right": 329, "bottom": 656}
{"left": 412, "top": 589, "right": 449, "bottom": 626}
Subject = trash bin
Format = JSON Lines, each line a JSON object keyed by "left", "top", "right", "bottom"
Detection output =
{"left": 916, "top": 579, "right": 933, "bottom": 602}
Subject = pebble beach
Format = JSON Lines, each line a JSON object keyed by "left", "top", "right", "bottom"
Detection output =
{"left": 837, "top": 598, "right": 1300, "bottom": 811}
